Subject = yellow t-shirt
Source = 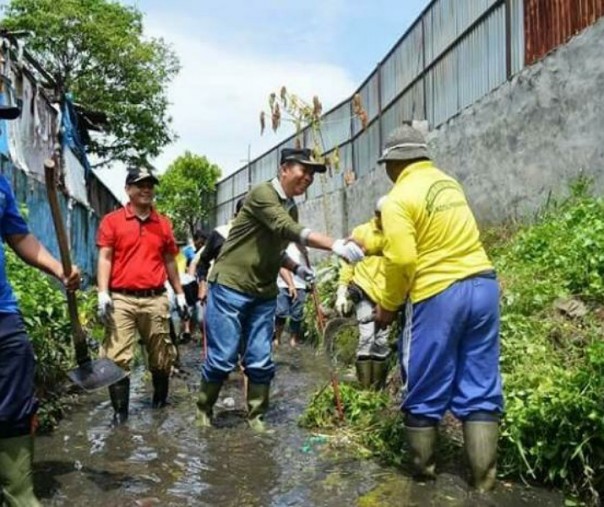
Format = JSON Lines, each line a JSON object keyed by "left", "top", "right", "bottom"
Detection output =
{"left": 339, "top": 218, "right": 386, "bottom": 304}
{"left": 175, "top": 251, "right": 187, "bottom": 275}
{"left": 380, "top": 160, "right": 493, "bottom": 310}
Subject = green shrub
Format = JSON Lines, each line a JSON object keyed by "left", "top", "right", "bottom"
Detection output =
{"left": 495, "top": 180, "right": 604, "bottom": 503}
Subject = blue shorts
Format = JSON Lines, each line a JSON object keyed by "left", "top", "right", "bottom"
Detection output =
{"left": 0, "top": 313, "right": 37, "bottom": 437}
{"left": 399, "top": 275, "right": 503, "bottom": 421}
{"left": 275, "top": 288, "right": 306, "bottom": 335}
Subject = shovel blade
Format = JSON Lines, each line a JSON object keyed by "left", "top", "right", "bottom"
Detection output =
{"left": 67, "top": 358, "right": 127, "bottom": 392}
{"left": 0, "top": 105, "right": 22, "bottom": 120}
{"left": 323, "top": 317, "right": 358, "bottom": 359}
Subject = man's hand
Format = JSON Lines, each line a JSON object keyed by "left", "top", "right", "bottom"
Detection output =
{"left": 288, "top": 285, "right": 298, "bottom": 300}
{"left": 295, "top": 265, "right": 316, "bottom": 285}
{"left": 198, "top": 281, "right": 207, "bottom": 303}
{"left": 176, "top": 293, "right": 190, "bottom": 321}
{"left": 335, "top": 285, "right": 352, "bottom": 316}
{"left": 60, "top": 266, "right": 81, "bottom": 291}
{"left": 98, "top": 291, "right": 113, "bottom": 321}
{"left": 332, "top": 239, "right": 364, "bottom": 264}
{"left": 375, "top": 305, "right": 397, "bottom": 330}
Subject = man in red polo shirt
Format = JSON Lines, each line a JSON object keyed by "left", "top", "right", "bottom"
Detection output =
{"left": 96, "top": 166, "right": 188, "bottom": 424}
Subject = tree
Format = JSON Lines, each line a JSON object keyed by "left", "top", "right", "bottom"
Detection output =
{"left": 155, "top": 152, "right": 221, "bottom": 238}
{"left": 2, "top": 0, "right": 180, "bottom": 167}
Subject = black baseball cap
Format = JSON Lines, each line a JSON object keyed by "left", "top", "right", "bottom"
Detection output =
{"left": 125, "top": 166, "right": 159, "bottom": 185}
{"left": 280, "top": 148, "right": 327, "bottom": 173}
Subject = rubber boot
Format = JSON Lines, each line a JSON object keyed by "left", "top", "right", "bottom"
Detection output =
{"left": 0, "top": 435, "right": 42, "bottom": 507}
{"left": 371, "top": 358, "right": 389, "bottom": 390}
{"left": 355, "top": 358, "right": 373, "bottom": 389}
{"left": 405, "top": 426, "right": 437, "bottom": 479}
{"left": 151, "top": 371, "right": 170, "bottom": 408}
{"left": 196, "top": 380, "right": 222, "bottom": 428}
{"left": 108, "top": 377, "right": 130, "bottom": 425}
{"left": 247, "top": 383, "right": 270, "bottom": 433}
{"left": 463, "top": 421, "right": 498, "bottom": 492}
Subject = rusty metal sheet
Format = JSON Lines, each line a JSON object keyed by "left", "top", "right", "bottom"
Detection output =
{"left": 525, "top": 0, "right": 604, "bottom": 64}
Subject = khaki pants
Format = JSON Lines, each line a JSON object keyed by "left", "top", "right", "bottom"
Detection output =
{"left": 101, "top": 293, "right": 176, "bottom": 374}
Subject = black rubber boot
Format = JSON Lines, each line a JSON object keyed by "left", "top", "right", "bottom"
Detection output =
{"left": 109, "top": 377, "right": 130, "bottom": 425}
{"left": 151, "top": 371, "right": 170, "bottom": 408}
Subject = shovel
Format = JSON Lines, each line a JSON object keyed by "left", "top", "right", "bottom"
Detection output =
{"left": 44, "top": 159, "right": 127, "bottom": 391}
{"left": 323, "top": 315, "right": 374, "bottom": 362}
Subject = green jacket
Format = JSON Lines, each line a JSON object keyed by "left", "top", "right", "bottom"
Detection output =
{"left": 209, "top": 178, "right": 307, "bottom": 298}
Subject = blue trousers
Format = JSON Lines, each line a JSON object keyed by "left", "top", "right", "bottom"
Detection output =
{"left": 400, "top": 275, "right": 503, "bottom": 421}
{"left": 202, "top": 283, "right": 276, "bottom": 385}
{"left": 0, "top": 313, "right": 37, "bottom": 437}
{"left": 275, "top": 288, "right": 307, "bottom": 335}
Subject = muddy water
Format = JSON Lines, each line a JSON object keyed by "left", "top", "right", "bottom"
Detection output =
{"left": 34, "top": 344, "right": 563, "bottom": 507}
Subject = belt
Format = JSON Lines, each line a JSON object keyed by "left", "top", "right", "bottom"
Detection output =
{"left": 111, "top": 287, "right": 166, "bottom": 298}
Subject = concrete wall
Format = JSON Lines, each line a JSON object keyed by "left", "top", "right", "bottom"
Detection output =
{"left": 299, "top": 16, "right": 604, "bottom": 240}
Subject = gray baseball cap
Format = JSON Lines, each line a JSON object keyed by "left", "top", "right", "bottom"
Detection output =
{"left": 378, "top": 124, "right": 429, "bottom": 164}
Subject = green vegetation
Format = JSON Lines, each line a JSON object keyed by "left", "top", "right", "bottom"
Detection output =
{"left": 7, "top": 249, "right": 101, "bottom": 432}
{"left": 155, "top": 151, "right": 222, "bottom": 238}
{"left": 2, "top": 0, "right": 180, "bottom": 167}
{"left": 302, "top": 180, "right": 604, "bottom": 504}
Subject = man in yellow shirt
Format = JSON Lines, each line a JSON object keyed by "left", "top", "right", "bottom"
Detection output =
{"left": 374, "top": 124, "right": 502, "bottom": 492}
{"left": 336, "top": 196, "right": 390, "bottom": 389}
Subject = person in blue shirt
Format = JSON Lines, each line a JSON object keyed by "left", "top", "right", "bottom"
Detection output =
{"left": 0, "top": 173, "right": 81, "bottom": 505}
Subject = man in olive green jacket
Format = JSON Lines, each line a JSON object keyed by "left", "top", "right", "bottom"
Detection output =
{"left": 197, "top": 147, "right": 364, "bottom": 431}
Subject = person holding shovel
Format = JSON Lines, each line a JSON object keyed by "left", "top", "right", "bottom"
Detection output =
{"left": 335, "top": 196, "right": 391, "bottom": 390}
{"left": 373, "top": 124, "right": 502, "bottom": 491}
{"left": 0, "top": 170, "right": 81, "bottom": 505}
{"left": 196, "top": 147, "right": 365, "bottom": 432}
{"left": 96, "top": 166, "right": 189, "bottom": 424}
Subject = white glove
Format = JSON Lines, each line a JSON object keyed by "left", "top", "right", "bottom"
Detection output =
{"left": 176, "top": 293, "right": 190, "bottom": 321}
{"left": 332, "top": 239, "right": 364, "bottom": 264}
{"left": 335, "top": 285, "right": 353, "bottom": 316}
{"left": 98, "top": 291, "right": 113, "bottom": 320}
{"left": 295, "top": 265, "right": 316, "bottom": 285}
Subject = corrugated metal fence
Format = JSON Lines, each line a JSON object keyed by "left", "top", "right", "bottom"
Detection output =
{"left": 524, "top": 0, "right": 604, "bottom": 64}
{"left": 213, "top": 0, "right": 603, "bottom": 228}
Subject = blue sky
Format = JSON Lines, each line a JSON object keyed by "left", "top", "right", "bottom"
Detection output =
{"left": 28, "top": 0, "right": 430, "bottom": 199}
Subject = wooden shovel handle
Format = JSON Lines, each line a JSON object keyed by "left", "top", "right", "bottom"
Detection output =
{"left": 44, "top": 159, "right": 90, "bottom": 365}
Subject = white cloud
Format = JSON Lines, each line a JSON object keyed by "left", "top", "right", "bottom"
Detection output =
{"left": 148, "top": 16, "right": 357, "bottom": 176}
{"left": 93, "top": 9, "right": 357, "bottom": 201}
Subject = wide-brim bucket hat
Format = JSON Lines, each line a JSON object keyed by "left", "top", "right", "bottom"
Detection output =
{"left": 378, "top": 124, "right": 429, "bottom": 164}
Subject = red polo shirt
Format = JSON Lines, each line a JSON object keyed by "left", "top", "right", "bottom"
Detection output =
{"left": 97, "top": 204, "right": 178, "bottom": 290}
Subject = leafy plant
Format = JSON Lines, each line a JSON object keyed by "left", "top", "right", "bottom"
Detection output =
{"left": 2, "top": 0, "right": 180, "bottom": 167}
{"left": 155, "top": 151, "right": 222, "bottom": 237}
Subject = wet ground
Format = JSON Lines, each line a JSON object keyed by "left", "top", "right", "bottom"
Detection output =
{"left": 34, "top": 343, "right": 564, "bottom": 507}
